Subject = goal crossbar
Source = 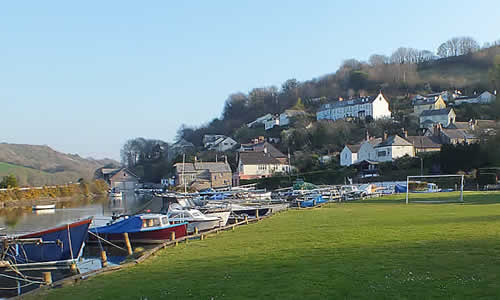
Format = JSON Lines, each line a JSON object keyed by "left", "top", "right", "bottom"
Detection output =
{"left": 405, "top": 174, "right": 464, "bottom": 204}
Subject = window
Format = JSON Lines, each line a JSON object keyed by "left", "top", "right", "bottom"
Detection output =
{"left": 377, "top": 151, "right": 386, "bottom": 157}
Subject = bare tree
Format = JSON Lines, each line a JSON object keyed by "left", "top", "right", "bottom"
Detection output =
{"left": 369, "top": 54, "right": 389, "bottom": 66}
{"left": 437, "top": 36, "right": 480, "bottom": 57}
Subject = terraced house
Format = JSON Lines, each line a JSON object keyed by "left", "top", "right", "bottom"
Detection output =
{"left": 316, "top": 92, "right": 391, "bottom": 121}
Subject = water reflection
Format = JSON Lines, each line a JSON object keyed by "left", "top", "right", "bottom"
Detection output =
{"left": 0, "top": 191, "right": 152, "bottom": 235}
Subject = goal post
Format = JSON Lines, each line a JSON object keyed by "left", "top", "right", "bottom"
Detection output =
{"left": 405, "top": 174, "right": 464, "bottom": 204}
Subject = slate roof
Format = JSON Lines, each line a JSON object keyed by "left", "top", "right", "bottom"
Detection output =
{"left": 239, "top": 152, "right": 281, "bottom": 165}
{"left": 345, "top": 144, "right": 361, "bottom": 153}
{"left": 174, "top": 162, "right": 232, "bottom": 173}
{"left": 405, "top": 136, "right": 442, "bottom": 149}
{"left": 375, "top": 135, "right": 413, "bottom": 148}
{"left": 413, "top": 97, "right": 439, "bottom": 106}
{"left": 441, "top": 129, "right": 477, "bottom": 140}
{"left": 420, "top": 108, "right": 453, "bottom": 117}
{"left": 366, "top": 138, "right": 382, "bottom": 146}
{"left": 319, "top": 96, "right": 376, "bottom": 111}
{"left": 240, "top": 141, "right": 286, "bottom": 158}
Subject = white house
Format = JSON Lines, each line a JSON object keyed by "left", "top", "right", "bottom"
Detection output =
{"left": 316, "top": 92, "right": 391, "bottom": 121}
{"left": 419, "top": 108, "right": 456, "bottom": 129}
{"left": 357, "top": 138, "right": 382, "bottom": 162}
{"left": 453, "top": 91, "right": 496, "bottom": 105}
{"left": 279, "top": 110, "right": 306, "bottom": 126}
{"left": 247, "top": 114, "right": 273, "bottom": 128}
{"left": 340, "top": 144, "right": 360, "bottom": 166}
{"left": 264, "top": 115, "right": 280, "bottom": 130}
{"left": 203, "top": 135, "right": 238, "bottom": 152}
{"left": 373, "top": 135, "right": 415, "bottom": 162}
{"left": 236, "top": 152, "right": 290, "bottom": 180}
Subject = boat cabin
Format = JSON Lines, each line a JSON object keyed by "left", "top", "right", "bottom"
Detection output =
{"left": 140, "top": 214, "right": 171, "bottom": 229}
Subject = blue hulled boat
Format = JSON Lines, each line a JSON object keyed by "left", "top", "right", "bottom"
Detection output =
{"left": 299, "top": 194, "right": 326, "bottom": 207}
{"left": 1, "top": 218, "right": 92, "bottom": 266}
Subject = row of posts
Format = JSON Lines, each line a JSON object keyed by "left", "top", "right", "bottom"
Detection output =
{"left": 42, "top": 210, "right": 263, "bottom": 286}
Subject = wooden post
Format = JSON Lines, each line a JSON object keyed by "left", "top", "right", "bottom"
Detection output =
{"left": 245, "top": 216, "right": 248, "bottom": 224}
{"left": 100, "top": 250, "right": 108, "bottom": 268}
{"left": 200, "top": 234, "right": 204, "bottom": 241}
{"left": 123, "top": 233, "right": 133, "bottom": 256}
{"left": 232, "top": 225, "right": 235, "bottom": 231}
{"left": 194, "top": 227, "right": 199, "bottom": 235}
{"left": 235, "top": 216, "right": 238, "bottom": 223}
{"left": 70, "top": 262, "right": 78, "bottom": 275}
{"left": 256, "top": 209, "right": 259, "bottom": 219}
{"left": 42, "top": 272, "right": 52, "bottom": 285}
{"left": 171, "top": 231, "right": 176, "bottom": 241}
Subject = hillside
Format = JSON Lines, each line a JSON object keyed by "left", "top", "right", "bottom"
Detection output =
{"left": 0, "top": 143, "right": 119, "bottom": 186}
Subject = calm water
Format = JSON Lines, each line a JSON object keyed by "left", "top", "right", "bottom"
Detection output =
{"left": 0, "top": 191, "right": 152, "bottom": 235}
{"left": 0, "top": 191, "right": 154, "bottom": 298}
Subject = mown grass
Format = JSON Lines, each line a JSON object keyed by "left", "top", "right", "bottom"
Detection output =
{"left": 36, "top": 191, "right": 500, "bottom": 299}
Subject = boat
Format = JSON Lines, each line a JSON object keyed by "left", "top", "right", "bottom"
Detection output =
{"left": 297, "top": 194, "right": 326, "bottom": 208}
{"left": 229, "top": 204, "right": 270, "bottom": 217}
{"left": 167, "top": 204, "right": 227, "bottom": 233}
{"left": 32, "top": 204, "right": 56, "bottom": 210}
{"left": 89, "top": 214, "right": 187, "bottom": 244}
{"left": 0, "top": 218, "right": 92, "bottom": 267}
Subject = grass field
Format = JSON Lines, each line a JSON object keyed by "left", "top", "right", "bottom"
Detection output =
{"left": 0, "top": 162, "right": 80, "bottom": 186}
{"left": 36, "top": 191, "right": 500, "bottom": 299}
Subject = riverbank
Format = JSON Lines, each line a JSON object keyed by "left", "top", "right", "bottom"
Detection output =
{"left": 0, "top": 180, "right": 108, "bottom": 208}
{"left": 29, "top": 191, "right": 500, "bottom": 299}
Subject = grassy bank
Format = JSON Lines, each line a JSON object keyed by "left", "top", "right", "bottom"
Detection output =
{"left": 0, "top": 180, "right": 108, "bottom": 203}
{"left": 37, "top": 192, "right": 500, "bottom": 299}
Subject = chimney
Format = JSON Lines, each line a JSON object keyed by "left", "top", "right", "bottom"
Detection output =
{"left": 403, "top": 130, "right": 408, "bottom": 139}
{"left": 383, "top": 132, "right": 388, "bottom": 141}
{"left": 194, "top": 156, "right": 198, "bottom": 163}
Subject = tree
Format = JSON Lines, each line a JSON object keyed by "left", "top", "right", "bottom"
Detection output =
{"left": 292, "top": 98, "right": 305, "bottom": 111}
{"left": 437, "top": 36, "right": 480, "bottom": 58}
{"left": 490, "top": 55, "right": 500, "bottom": 91}
{"left": 0, "top": 174, "right": 18, "bottom": 188}
{"left": 369, "top": 54, "right": 389, "bottom": 66}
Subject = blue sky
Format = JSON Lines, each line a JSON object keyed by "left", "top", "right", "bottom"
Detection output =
{"left": 1, "top": 0, "right": 499, "bottom": 160}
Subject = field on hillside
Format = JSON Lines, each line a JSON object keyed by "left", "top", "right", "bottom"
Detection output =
{"left": 0, "top": 162, "right": 78, "bottom": 186}
{"left": 36, "top": 192, "right": 500, "bottom": 299}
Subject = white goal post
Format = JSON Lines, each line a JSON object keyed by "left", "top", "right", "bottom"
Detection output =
{"left": 405, "top": 174, "right": 464, "bottom": 204}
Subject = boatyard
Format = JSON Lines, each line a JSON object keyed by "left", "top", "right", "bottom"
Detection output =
{"left": 11, "top": 190, "right": 500, "bottom": 299}
{"left": 0, "top": 184, "right": 499, "bottom": 299}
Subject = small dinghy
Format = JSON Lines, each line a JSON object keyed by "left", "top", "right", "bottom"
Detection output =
{"left": 32, "top": 204, "right": 56, "bottom": 210}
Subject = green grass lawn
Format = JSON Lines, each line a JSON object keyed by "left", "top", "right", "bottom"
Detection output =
{"left": 36, "top": 191, "right": 500, "bottom": 299}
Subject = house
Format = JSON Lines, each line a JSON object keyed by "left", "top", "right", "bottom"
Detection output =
{"left": 169, "top": 138, "right": 195, "bottom": 158}
{"left": 340, "top": 144, "right": 360, "bottom": 166}
{"left": 373, "top": 134, "right": 415, "bottom": 162}
{"left": 279, "top": 110, "right": 306, "bottom": 127}
{"left": 419, "top": 108, "right": 456, "bottom": 129}
{"left": 405, "top": 135, "right": 442, "bottom": 153}
{"left": 413, "top": 95, "right": 447, "bottom": 116}
{"left": 264, "top": 115, "right": 280, "bottom": 130}
{"left": 203, "top": 135, "right": 238, "bottom": 152}
{"left": 340, "top": 133, "right": 413, "bottom": 166}
{"left": 426, "top": 123, "right": 478, "bottom": 145}
{"left": 96, "top": 167, "right": 139, "bottom": 190}
{"left": 263, "top": 110, "right": 306, "bottom": 131}
{"left": 453, "top": 91, "right": 496, "bottom": 105}
{"left": 247, "top": 114, "right": 273, "bottom": 128}
{"left": 239, "top": 138, "right": 288, "bottom": 164}
{"left": 174, "top": 160, "right": 232, "bottom": 190}
{"left": 236, "top": 152, "right": 291, "bottom": 181}
{"left": 235, "top": 137, "right": 291, "bottom": 184}
{"left": 353, "top": 160, "right": 380, "bottom": 178}
{"left": 316, "top": 92, "right": 391, "bottom": 121}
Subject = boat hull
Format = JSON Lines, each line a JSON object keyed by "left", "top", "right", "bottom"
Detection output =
{"left": 89, "top": 223, "right": 187, "bottom": 244}
{"left": 204, "top": 211, "right": 231, "bottom": 227}
{"left": 4, "top": 218, "right": 92, "bottom": 264}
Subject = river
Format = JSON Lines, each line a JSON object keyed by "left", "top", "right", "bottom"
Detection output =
{"left": 0, "top": 191, "right": 152, "bottom": 235}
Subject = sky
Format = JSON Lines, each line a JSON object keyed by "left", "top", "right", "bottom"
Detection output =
{"left": 1, "top": 0, "right": 499, "bottom": 160}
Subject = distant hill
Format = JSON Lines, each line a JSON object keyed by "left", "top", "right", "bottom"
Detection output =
{"left": 0, "top": 143, "right": 120, "bottom": 186}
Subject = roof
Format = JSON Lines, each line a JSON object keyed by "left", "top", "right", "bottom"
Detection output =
{"left": 447, "top": 122, "right": 469, "bottom": 130}
{"left": 441, "top": 128, "right": 477, "bottom": 140}
{"left": 194, "top": 162, "right": 232, "bottom": 173}
{"left": 101, "top": 168, "right": 119, "bottom": 175}
{"left": 239, "top": 152, "right": 281, "bottom": 165}
{"left": 345, "top": 144, "right": 361, "bottom": 153}
{"left": 174, "top": 162, "right": 231, "bottom": 173}
{"left": 375, "top": 135, "right": 413, "bottom": 148}
{"left": 366, "top": 138, "right": 382, "bottom": 146}
{"left": 109, "top": 168, "right": 140, "bottom": 179}
{"left": 413, "top": 97, "right": 439, "bottom": 106}
{"left": 405, "top": 136, "right": 442, "bottom": 149}
{"left": 319, "top": 94, "right": 380, "bottom": 111}
{"left": 420, "top": 108, "right": 453, "bottom": 117}
{"left": 239, "top": 141, "right": 286, "bottom": 158}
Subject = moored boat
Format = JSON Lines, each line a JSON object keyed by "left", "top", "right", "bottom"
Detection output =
{"left": 89, "top": 214, "right": 187, "bottom": 244}
{"left": 0, "top": 218, "right": 92, "bottom": 266}
{"left": 32, "top": 204, "right": 56, "bottom": 210}
{"left": 167, "top": 204, "right": 227, "bottom": 233}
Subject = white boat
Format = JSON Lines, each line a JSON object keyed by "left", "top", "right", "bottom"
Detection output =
{"left": 32, "top": 204, "right": 56, "bottom": 210}
{"left": 167, "top": 204, "right": 227, "bottom": 233}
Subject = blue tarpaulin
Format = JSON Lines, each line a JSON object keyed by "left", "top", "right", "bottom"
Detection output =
{"left": 91, "top": 216, "right": 143, "bottom": 234}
